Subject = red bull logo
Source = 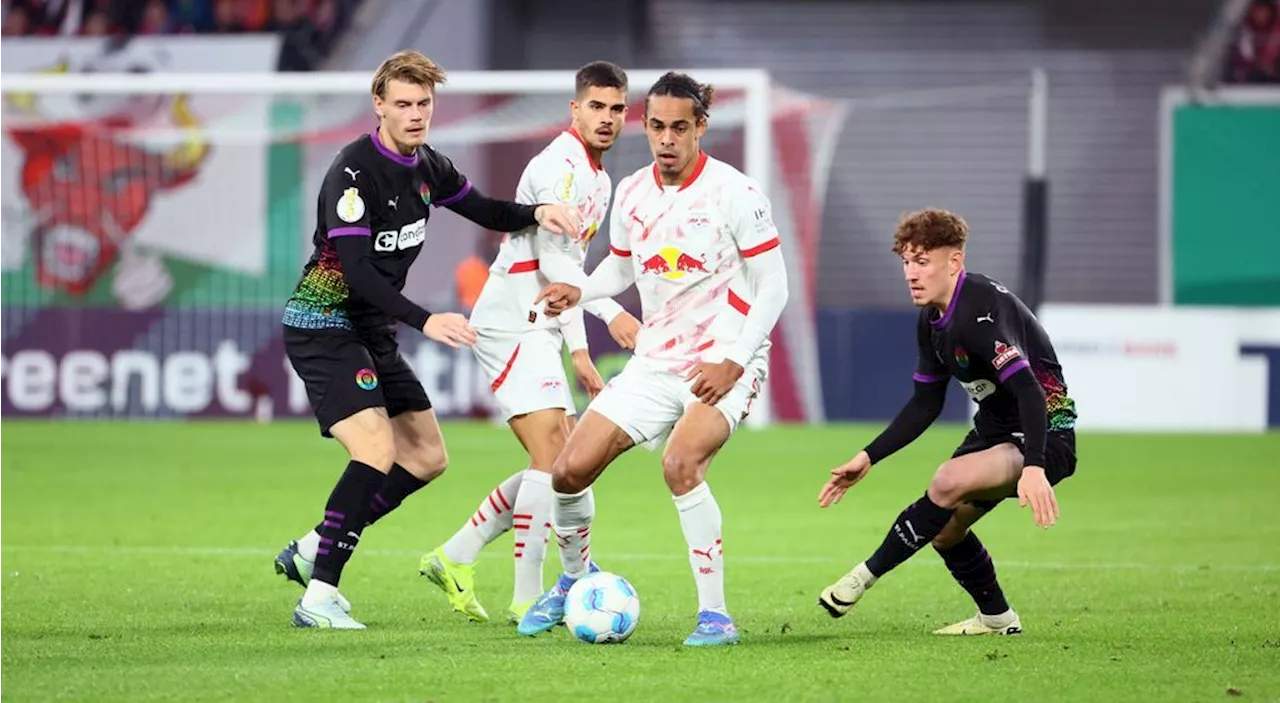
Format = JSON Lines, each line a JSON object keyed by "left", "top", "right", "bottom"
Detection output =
{"left": 639, "top": 246, "right": 709, "bottom": 281}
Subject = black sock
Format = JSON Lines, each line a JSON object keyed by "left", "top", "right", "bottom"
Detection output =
{"left": 311, "top": 464, "right": 428, "bottom": 536}
{"left": 364, "top": 464, "right": 429, "bottom": 526}
{"left": 312, "top": 460, "right": 384, "bottom": 587}
{"left": 936, "top": 530, "right": 1009, "bottom": 616}
{"left": 865, "top": 493, "right": 955, "bottom": 577}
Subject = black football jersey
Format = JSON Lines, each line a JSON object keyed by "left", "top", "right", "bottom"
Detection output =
{"left": 914, "top": 271, "right": 1077, "bottom": 436}
{"left": 283, "top": 132, "right": 470, "bottom": 331}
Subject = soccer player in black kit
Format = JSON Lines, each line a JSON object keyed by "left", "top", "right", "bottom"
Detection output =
{"left": 816, "top": 208, "right": 1078, "bottom": 636}
{"left": 273, "top": 51, "right": 581, "bottom": 630}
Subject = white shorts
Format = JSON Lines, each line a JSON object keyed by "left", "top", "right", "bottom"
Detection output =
{"left": 587, "top": 355, "right": 768, "bottom": 448}
{"left": 473, "top": 327, "right": 576, "bottom": 421}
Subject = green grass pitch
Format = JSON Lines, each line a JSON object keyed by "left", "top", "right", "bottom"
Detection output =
{"left": 2, "top": 421, "right": 1278, "bottom": 701}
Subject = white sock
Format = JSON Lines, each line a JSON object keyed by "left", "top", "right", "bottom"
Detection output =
{"left": 553, "top": 487, "right": 595, "bottom": 580}
{"left": 511, "top": 469, "right": 554, "bottom": 604}
{"left": 296, "top": 530, "right": 321, "bottom": 563}
{"left": 674, "top": 482, "right": 726, "bottom": 615}
{"left": 441, "top": 470, "right": 523, "bottom": 564}
{"left": 854, "top": 561, "right": 878, "bottom": 587}
{"left": 300, "top": 579, "right": 338, "bottom": 607}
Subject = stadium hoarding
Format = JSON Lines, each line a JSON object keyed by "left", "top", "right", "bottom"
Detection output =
{"left": 1038, "top": 304, "right": 1280, "bottom": 432}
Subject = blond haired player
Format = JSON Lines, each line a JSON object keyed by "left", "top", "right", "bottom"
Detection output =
{"left": 272, "top": 51, "right": 579, "bottom": 630}
{"left": 523, "top": 72, "right": 790, "bottom": 646}
{"left": 419, "top": 61, "right": 641, "bottom": 624}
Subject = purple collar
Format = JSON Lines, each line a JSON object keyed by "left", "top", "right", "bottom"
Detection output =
{"left": 370, "top": 131, "right": 419, "bottom": 167}
{"left": 930, "top": 270, "right": 967, "bottom": 328}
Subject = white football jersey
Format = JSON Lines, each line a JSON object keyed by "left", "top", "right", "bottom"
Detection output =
{"left": 472, "top": 130, "right": 613, "bottom": 332}
{"left": 606, "top": 152, "right": 781, "bottom": 375}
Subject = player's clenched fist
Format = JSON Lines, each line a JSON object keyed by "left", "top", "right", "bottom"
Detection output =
{"left": 607, "top": 311, "right": 640, "bottom": 349}
{"left": 534, "top": 204, "right": 582, "bottom": 236}
{"left": 535, "top": 282, "right": 582, "bottom": 316}
{"left": 818, "top": 450, "right": 872, "bottom": 508}
{"left": 423, "top": 312, "right": 477, "bottom": 348}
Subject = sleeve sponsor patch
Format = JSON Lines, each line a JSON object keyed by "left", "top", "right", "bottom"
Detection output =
{"left": 992, "top": 340, "right": 1022, "bottom": 370}
{"left": 337, "top": 187, "right": 365, "bottom": 223}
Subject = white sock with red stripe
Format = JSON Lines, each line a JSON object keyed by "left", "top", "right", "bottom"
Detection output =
{"left": 674, "top": 482, "right": 727, "bottom": 615}
{"left": 441, "top": 470, "right": 522, "bottom": 565}
{"left": 510, "top": 469, "right": 553, "bottom": 604}
{"left": 552, "top": 487, "right": 595, "bottom": 580}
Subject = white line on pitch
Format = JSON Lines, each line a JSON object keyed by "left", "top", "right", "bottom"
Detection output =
{"left": 1, "top": 545, "right": 1277, "bottom": 573}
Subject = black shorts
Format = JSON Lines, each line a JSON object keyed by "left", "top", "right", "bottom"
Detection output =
{"left": 284, "top": 325, "right": 431, "bottom": 437}
{"left": 952, "top": 429, "right": 1077, "bottom": 512}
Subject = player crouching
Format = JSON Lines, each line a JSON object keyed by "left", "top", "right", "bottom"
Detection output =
{"left": 817, "top": 208, "right": 1078, "bottom": 636}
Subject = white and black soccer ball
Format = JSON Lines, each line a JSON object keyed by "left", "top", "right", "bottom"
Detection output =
{"left": 564, "top": 572, "right": 641, "bottom": 644}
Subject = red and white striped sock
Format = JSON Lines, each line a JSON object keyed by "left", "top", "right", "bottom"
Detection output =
{"left": 441, "top": 470, "right": 523, "bottom": 565}
{"left": 510, "top": 469, "right": 553, "bottom": 604}
{"left": 553, "top": 487, "right": 595, "bottom": 580}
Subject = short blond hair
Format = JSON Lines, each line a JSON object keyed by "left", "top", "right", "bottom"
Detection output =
{"left": 371, "top": 50, "right": 447, "bottom": 98}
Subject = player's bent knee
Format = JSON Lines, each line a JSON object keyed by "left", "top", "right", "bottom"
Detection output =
{"left": 551, "top": 445, "right": 593, "bottom": 494}
{"left": 661, "top": 452, "right": 705, "bottom": 496}
{"left": 398, "top": 442, "right": 448, "bottom": 480}
{"left": 926, "top": 463, "right": 968, "bottom": 508}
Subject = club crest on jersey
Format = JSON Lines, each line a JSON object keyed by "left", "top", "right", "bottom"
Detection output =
{"left": 639, "top": 246, "right": 709, "bottom": 280}
{"left": 685, "top": 211, "right": 712, "bottom": 231}
{"left": 557, "top": 172, "right": 578, "bottom": 203}
{"left": 355, "top": 368, "right": 378, "bottom": 390}
{"left": 337, "top": 187, "right": 365, "bottom": 223}
{"left": 954, "top": 347, "right": 969, "bottom": 368}
{"left": 992, "top": 341, "right": 1021, "bottom": 370}
{"left": 419, "top": 182, "right": 432, "bottom": 205}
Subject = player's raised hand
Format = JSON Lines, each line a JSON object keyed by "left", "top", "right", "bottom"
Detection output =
{"left": 1017, "top": 466, "right": 1058, "bottom": 528}
{"left": 819, "top": 451, "right": 873, "bottom": 508}
{"left": 570, "top": 349, "right": 606, "bottom": 399}
{"left": 686, "top": 360, "right": 744, "bottom": 406}
{"left": 535, "top": 282, "right": 582, "bottom": 317}
{"left": 534, "top": 204, "right": 582, "bottom": 236}
{"left": 423, "top": 313, "right": 477, "bottom": 348}
{"left": 607, "top": 311, "right": 640, "bottom": 350}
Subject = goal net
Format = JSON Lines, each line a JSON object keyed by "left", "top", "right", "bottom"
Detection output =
{"left": 1, "top": 61, "right": 849, "bottom": 425}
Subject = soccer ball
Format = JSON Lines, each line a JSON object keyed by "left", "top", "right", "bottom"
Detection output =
{"left": 564, "top": 572, "right": 641, "bottom": 644}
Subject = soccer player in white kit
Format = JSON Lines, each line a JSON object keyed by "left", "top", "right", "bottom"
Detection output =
{"left": 518, "top": 72, "right": 790, "bottom": 646}
{"left": 419, "top": 61, "right": 641, "bottom": 625}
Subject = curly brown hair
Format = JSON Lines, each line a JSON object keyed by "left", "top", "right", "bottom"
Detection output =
{"left": 891, "top": 208, "right": 969, "bottom": 255}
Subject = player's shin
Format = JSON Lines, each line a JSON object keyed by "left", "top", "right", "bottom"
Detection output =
{"left": 440, "top": 470, "right": 523, "bottom": 564}
{"left": 511, "top": 469, "right": 553, "bottom": 605}
{"left": 864, "top": 492, "right": 957, "bottom": 578}
{"left": 936, "top": 531, "right": 1010, "bottom": 616}
{"left": 364, "top": 463, "right": 429, "bottom": 526}
{"left": 552, "top": 486, "right": 595, "bottom": 580}
{"left": 674, "top": 482, "right": 727, "bottom": 615}
{"left": 305, "top": 460, "right": 385, "bottom": 603}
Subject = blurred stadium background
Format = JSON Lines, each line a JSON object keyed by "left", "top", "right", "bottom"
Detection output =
{"left": 2, "top": 1, "right": 1280, "bottom": 696}
{"left": 2, "top": 0, "right": 1277, "bottom": 428}
{"left": 2, "top": 1, "right": 1278, "bottom": 700}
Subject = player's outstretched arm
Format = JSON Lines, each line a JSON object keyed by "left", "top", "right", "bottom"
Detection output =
{"left": 860, "top": 378, "right": 949, "bottom": 467}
